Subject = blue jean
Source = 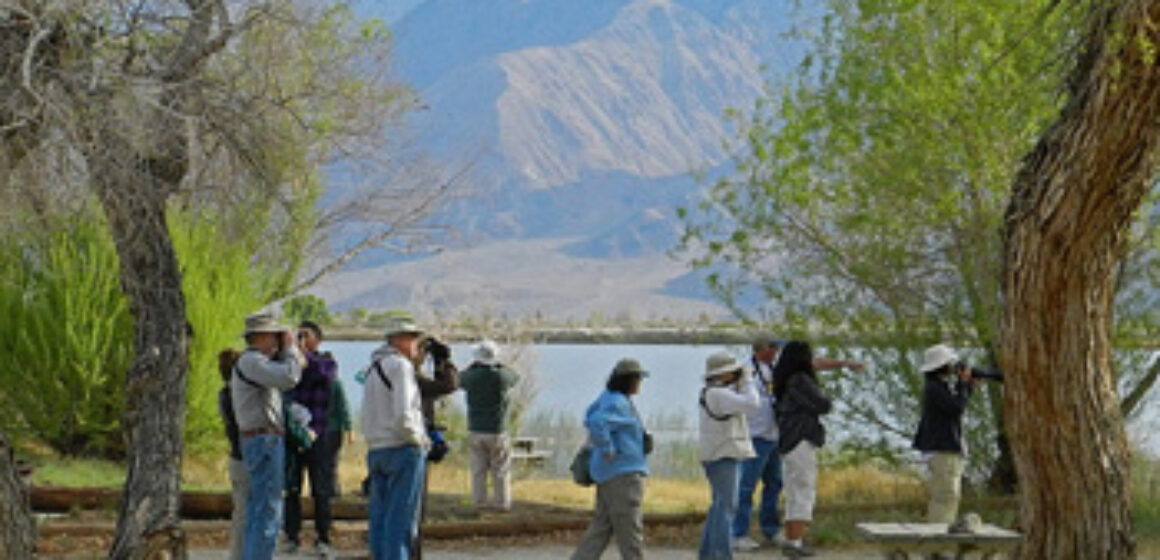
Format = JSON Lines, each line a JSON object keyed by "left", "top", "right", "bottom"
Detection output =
{"left": 733, "top": 437, "right": 783, "bottom": 539}
{"left": 367, "top": 446, "right": 426, "bottom": 560}
{"left": 700, "top": 459, "right": 741, "bottom": 560}
{"left": 241, "top": 434, "right": 284, "bottom": 560}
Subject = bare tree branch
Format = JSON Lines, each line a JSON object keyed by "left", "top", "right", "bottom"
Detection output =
{"left": 1121, "top": 354, "right": 1160, "bottom": 418}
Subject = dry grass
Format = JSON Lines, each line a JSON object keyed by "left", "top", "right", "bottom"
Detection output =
{"left": 179, "top": 436, "right": 927, "bottom": 514}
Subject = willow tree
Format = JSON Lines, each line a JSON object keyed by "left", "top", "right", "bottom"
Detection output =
{"left": 0, "top": 1, "right": 430, "bottom": 556}
{"left": 1000, "top": 0, "right": 1160, "bottom": 556}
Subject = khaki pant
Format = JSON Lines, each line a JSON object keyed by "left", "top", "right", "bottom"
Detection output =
{"left": 926, "top": 452, "right": 965, "bottom": 523}
{"left": 468, "top": 432, "right": 512, "bottom": 509}
{"left": 783, "top": 441, "right": 818, "bottom": 522}
{"left": 571, "top": 473, "right": 644, "bottom": 560}
{"left": 227, "top": 457, "right": 248, "bottom": 560}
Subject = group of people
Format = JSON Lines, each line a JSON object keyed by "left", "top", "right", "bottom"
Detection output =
{"left": 361, "top": 314, "right": 520, "bottom": 559}
{"left": 218, "top": 311, "right": 521, "bottom": 560}
{"left": 571, "top": 338, "right": 977, "bottom": 560}
{"left": 218, "top": 309, "right": 976, "bottom": 560}
{"left": 217, "top": 314, "right": 353, "bottom": 560}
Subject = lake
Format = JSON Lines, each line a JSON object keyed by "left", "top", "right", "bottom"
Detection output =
{"left": 321, "top": 340, "right": 1160, "bottom": 464}
{"left": 323, "top": 341, "right": 742, "bottom": 426}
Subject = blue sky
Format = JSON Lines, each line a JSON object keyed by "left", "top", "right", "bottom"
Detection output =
{"left": 348, "top": 0, "right": 426, "bottom": 24}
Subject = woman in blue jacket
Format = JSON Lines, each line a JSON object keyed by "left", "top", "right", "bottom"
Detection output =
{"left": 572, "top": 358, "right": 650, "bottom": 560}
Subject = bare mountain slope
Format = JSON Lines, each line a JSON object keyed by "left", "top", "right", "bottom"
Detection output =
{"left": 320, "top": 1, "right": 799, "bottom": 318}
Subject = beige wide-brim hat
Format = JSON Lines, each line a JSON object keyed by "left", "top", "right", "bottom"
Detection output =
{"left": 920, "top": 344, "right": 959, "bottom": 373}
{"left": 474, "top": 340, "right": 500, "bottom": 365}
{"left": 243, "top": 312, "right": 288, "bottom": 336}
{"left": 704, "top": 352, "right": 744, "bottom": 379}
{"left": 383, "top": 314, "right": 423, "bottom": 338}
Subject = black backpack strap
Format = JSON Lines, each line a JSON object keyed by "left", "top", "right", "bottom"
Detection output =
{"left": 372, "top": 360, "right": 392, "bottom": 391}
{"left": 700, "top": 387, "right": 733, "bottom": 421}
{"left": 233, "top": 365, "right": 262, "bottom": 389}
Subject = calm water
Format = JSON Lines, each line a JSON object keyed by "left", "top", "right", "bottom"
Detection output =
{"left": 323, "top": 341, "right": 743, "bottom": 424}
{"left": 321, "top": 340, "right": 1160, "bottom": 460}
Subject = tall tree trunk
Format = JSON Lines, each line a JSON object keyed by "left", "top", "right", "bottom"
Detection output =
{"left": 1000, "top": 1, "right": 1160, "bottom": 558}
{"left": 0, "top": 433, "right": 35, "bottom": 560}
{"left": 89, "top": 124, "right": 190, "bottom": 559}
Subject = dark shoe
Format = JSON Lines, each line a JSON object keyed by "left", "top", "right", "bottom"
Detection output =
{"left": 781, "top": 542, "right": 816, "bottom": 558}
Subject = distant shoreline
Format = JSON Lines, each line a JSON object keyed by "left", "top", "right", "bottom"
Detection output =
{"left": 325, "top": 326, "right": 759, "bottom": 345}
{"left": 325, "top": 326, "right": 1160, "bottom": 348}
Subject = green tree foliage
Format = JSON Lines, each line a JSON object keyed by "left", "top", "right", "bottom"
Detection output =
{"left": 0, "top": 219, "right": 132, "bottom": 458}
{"left": 680, "top": 0, "right": 1080, "bottom": 476}
{"left": 170, "top": 211, "right": 278, "bottom": 455}
{"left": 282, "top": 295, "right": 332, "bottom": 326}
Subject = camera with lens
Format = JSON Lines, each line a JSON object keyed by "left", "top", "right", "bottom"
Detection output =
{"left": 956, "top": 361, "right": 1004, "bottom": 383}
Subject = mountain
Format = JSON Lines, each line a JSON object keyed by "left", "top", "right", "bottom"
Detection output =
{"left": 315, "top": 0, "right": 801, "bottom": 320}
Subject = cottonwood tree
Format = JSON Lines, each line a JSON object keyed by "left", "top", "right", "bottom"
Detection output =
{"left": 680, "top": 0, "right": 1159, "bottom": 487}
{"left": 0, "top": 1, "right": 441, "bottom": 556}
{"left": 1000, "top": 0, "right": 1160, "bottom": 557}
{"left": 0, "top": 433, "right": 34, "bottom": 560}
{"left": 681, "top": 0, "right": 1074, "bottom": 485}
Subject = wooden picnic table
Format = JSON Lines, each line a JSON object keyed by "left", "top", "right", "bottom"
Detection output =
{"left": 511, "top": 436, "right": 551, "bottom": 470}
{"left": 856, "top": 522, "right": 1022, "bottom": 559}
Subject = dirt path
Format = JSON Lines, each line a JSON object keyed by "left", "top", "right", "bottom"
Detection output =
{"left": 187, "top": 545, "right": 886, "bottom": 559}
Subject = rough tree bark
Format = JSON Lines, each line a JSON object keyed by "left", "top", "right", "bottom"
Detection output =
{"left": 1000, "top": 1, "right": 1160, "bottom": 558}
{"left": 88, "top": 125, "right": 191, "bottom": 558}
{"left": 0, "top": 433, "right": 35, "bottom": 559}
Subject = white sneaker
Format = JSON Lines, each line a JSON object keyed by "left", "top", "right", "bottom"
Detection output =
{"left": 315, "top": 542, "right": 334, "bottom": 559}
{"left": 732, "top": 536, "right": 761, "bottom": 552}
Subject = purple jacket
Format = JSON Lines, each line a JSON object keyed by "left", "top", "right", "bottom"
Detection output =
{"left": 287, "top": 350, "right": 337, "bottom": 436}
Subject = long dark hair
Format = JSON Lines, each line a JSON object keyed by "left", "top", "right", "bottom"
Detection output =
{"left": 218, "top": 348, "right": 240, "bottom": 383}
{"left": 773, "top": 340, "right": 814, "bottom": 401}
{"left": 607, "top": 373, "right": 642, "bottom": 395}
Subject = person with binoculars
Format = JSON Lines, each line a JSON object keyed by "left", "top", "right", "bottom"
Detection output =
{"left": 913, "top": 344, "right": 978, "bottom": 525}
{"left": 230, "top": 312, "right": 304, "bottom": 560}
{"left": 281, "top": 320, "right": 339, "bottom": 557}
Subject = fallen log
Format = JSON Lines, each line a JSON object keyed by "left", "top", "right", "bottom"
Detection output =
{"left": 30, "top": 487, "right": 370, "bottom": 520}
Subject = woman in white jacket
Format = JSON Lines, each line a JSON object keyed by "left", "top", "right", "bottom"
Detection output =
{"left": 697, "top": 353, "right": 761, "bottom": 560}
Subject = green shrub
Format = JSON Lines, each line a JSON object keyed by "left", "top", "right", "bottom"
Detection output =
{"left": 0, "top": 210, "right": 279, "bottom": 458}
{"left": 0, "top": 220, "right": 133, "bottom": 457}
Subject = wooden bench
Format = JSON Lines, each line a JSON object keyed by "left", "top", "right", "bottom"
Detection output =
{"left": 857, "top": 522, "right": 1022, "bottom": 559}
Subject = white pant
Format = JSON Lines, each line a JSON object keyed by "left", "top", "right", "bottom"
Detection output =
{"left": 782, "top": 441, "right": 818, "bottom": 522}
{"left": 469, "top": 432, "right": 512, "bottom": 509}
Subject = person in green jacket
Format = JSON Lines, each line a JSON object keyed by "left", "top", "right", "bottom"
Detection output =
{"left": 324, "top": 374, "right": 353, "bottom": 496}
{"left": 458, "top": 340, "right": 520, "bottom": 511}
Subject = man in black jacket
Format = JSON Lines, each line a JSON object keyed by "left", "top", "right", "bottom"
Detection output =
{"left": 913, "top": 344, "right": 976, "bottom": 524}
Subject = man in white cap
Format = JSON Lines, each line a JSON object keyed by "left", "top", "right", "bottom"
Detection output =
{"left": 231, "top": 311, "right": 304, "bottom": 560}
{"left": 362, "top": 312, "right": 428, "bottom": 560}
{"left": 913, "top": 344, "right": 976, "bottom": 524}
{"left": 458, "top": 340, "right": 520, "bottom": 511}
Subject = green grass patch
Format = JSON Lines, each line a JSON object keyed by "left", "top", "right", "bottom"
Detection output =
{"left": 1134, "top": 494, "right": 1160, "bottom": 540}
{"left": 33, "top": 457, "right": 125, "bottom": 488}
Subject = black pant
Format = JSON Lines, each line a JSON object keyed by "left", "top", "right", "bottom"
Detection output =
{"left": 284, "top": 436, "right": 334, "bottom": 545}
{"left": 324, "top": 429, "right": 343, "bottom": 496}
